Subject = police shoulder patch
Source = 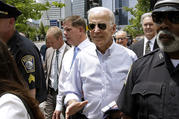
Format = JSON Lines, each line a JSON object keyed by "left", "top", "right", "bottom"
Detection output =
{"left": 21, "top": 55, "right": 35, "bottom": 73}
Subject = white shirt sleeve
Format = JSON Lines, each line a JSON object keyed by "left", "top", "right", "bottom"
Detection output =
{"left": 56, "top": 50, "right": 72, "bottom": 111}
{"left": 0, "top": 93, "right": 30, "bottom": 119}
{"left": 63, "top": 56, "right": 82, "bottom": 105}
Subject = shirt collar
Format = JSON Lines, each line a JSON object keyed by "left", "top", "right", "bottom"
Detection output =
{"left": 76, "top": 37, "right": 90, "bottom": 50}
{"left": 57, "top": 42, "right": 66, "bottom": 52}
{"left": 144, "top": 35, "right": 156, "bottom": 46}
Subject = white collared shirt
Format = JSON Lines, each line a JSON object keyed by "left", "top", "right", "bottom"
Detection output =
{"left": 143, "top": 36, "right": 156, "bottom": 55}
{"left": 64, "top": 41, "right": 137, "bottom": 119}
{"left": 0, "top": 93, "right": 30, "bottom": 119}
{"left": 55, "top": 38, "right": 93, "bottom": 111}
{"left": 49, "top": 43, "right": 66, "bottom": 88}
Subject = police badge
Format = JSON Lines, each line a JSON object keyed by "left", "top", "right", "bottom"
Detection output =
{"left": 21, "top": 55, "right": 35, "bottom": 73}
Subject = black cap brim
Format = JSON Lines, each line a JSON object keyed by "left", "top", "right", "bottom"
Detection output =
{"left": 153, "top": 6, "right": 179, "bottom": 13}
{"left": 0, "top": 1, "right": 22, "bottom": 19}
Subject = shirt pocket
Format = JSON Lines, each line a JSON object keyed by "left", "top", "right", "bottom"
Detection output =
{"left": 131, "top": 82, "right": 164, "bottom": 119}
{"left": 132, "top": 82, "right": 162, "bottom": 96}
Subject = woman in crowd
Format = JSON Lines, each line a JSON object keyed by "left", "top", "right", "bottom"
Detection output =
{"left": 0, "top": 40, "right": 44, "bottom": 119}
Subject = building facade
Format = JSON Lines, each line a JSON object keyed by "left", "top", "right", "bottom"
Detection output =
{"left": 39, "top": 0, "right": 72, "bottom": 27}
{"left": 38, "top": 0, "right": 137, "bottom": 27}
{"left": 102, "top": 0, "right": 137, "bottom": 29}
{"left": 71, "top": 0, "right": 102, "bottom": 19}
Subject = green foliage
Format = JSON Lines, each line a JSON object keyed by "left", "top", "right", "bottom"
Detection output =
{"left": 6, "top": 0, "right": 50, "bottom": 24}
{"left": 4, "top": 0, "right": 65, "bottom": 41}
{"left": 52, "top": 1, "right": 66, "bottom": 8}
{"left": 124, "top": 0, "right": 151, "bottom": 38}
{"left": 16, "top": 23, "right": 39, "bottom": 41}
{"left": 38, "top": 21, "right": 49, "bottom": 40}
{"left": 4, "top": 0, "right": 50, "bottom": 40}
{"left": 39, "top": 21, "right": 46, "bottom": 37}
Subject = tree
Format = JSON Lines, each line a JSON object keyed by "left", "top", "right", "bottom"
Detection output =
{"left": 52, "top": 1, "right": 65, "bottom": 8}
{"left": 39, "top": 21, "right": 46, "bottom": 37}
{"left": 123, "top": 0, "right": 151, "bottom": 38}
{"left": 38, "top": 21, "right": 50, "bottom": 41}
{"left": 5, "top": 0, "right": 50, "bottom": 24}
{"left": 4, "top": 0, "right": 65, "bottom": 40}
{"left": 3, "top": 0, "right": 50, "bottom": 40}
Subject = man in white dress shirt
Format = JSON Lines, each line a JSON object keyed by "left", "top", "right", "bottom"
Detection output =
{"left": 44, "top": 26, "right": 70, "bottom": 119}
{"left": 63, "top": 7, "right": 137, "bottom": 119}
{"left": 52, "top": 16, "right": 93, "bottom": 119}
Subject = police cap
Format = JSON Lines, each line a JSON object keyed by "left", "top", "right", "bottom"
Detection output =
{"left": 153, "top": 0, "right": 179, "bottom": 13}
{"left": 0, "top": 1, "right": 21, "bottom": 19}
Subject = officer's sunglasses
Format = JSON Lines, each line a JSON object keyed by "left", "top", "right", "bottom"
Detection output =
{"left": 88, "top": 23, "right": 107, "bottom": 31}
{"left": 152, "top": 12, "right": 179, "bottom": 24}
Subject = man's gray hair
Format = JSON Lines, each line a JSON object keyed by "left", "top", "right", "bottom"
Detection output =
{"left": 88, "top": 7, "right": 115, "bottom": 24}
{"left": 141, "top": 12, "right": 152, "bottom": 24}
{"left": 115, "top": 30, "right": 127, "bottom": 37}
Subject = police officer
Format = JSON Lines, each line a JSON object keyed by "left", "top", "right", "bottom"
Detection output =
{"left": 117, "top": 0, "right": 179, "bottom": 119}
{"left": 0, "top": 1, "right": 47, "bottom": 103}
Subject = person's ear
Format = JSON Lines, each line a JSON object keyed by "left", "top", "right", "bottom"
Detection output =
{"left": 112, "top": 24, "right": 116, "bottom": 34}
{"left": 78, "top": 26, "right": 84, "bottom": 33}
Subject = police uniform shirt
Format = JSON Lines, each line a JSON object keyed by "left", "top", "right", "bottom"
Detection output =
{"left": 117, "top": 49, "right": 179, "bottom": 119}
{"left": 7, "top": 31, "right": 47, "bottom": 103}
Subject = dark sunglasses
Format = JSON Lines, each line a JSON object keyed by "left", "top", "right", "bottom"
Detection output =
{"left": 152, "top": 12, "right": 179, "bottom": 24}
{"left": 88, "top": 23, "right": 107, "bottom": 31}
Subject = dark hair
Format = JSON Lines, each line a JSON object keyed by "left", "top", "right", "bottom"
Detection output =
{"left": 63, "top": 15, "right": 87, "bottom": 32}
{"left": 0, "top": 40, "right": 44, "bottom": 119}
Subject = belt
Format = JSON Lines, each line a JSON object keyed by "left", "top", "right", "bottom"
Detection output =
{"left": 48, "top": 87, "right": 58, "bottom": 95}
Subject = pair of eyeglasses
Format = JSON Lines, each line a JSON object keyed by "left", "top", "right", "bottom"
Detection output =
{"left": 152, "top": 12, "right": 179, "bottom": 24}
{"left": 88, "top": 23, "right": 107, "bottom": 31}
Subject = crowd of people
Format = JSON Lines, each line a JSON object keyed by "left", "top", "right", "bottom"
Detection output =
{"left": 0, "top": 0, "right": 179, "bottom": 119}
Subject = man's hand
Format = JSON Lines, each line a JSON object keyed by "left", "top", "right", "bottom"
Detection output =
{"left": 52, "top": 110, "right": 61, "bottom": 119}
{"left": 65, "top": 100, "right": 88, "bottom": 119}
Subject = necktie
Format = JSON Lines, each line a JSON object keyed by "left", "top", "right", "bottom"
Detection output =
{"left": 53, "top": 49, "right": 59, "bottom": 91}
{"left": 145, "top": 41, "right": 151, "bottom": 54}
{"left": 70, "top": 47, "right": 79, "bottom": 69}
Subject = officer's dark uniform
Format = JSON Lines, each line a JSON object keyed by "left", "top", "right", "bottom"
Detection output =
{"left": 7, "top": 31, "right": 47, "bottom": 103}
{"left": 0, "top": 1, "right": 47, "bottom": 103}
{"left": 117, "top": 49, "right": 179, "bottom": 119}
